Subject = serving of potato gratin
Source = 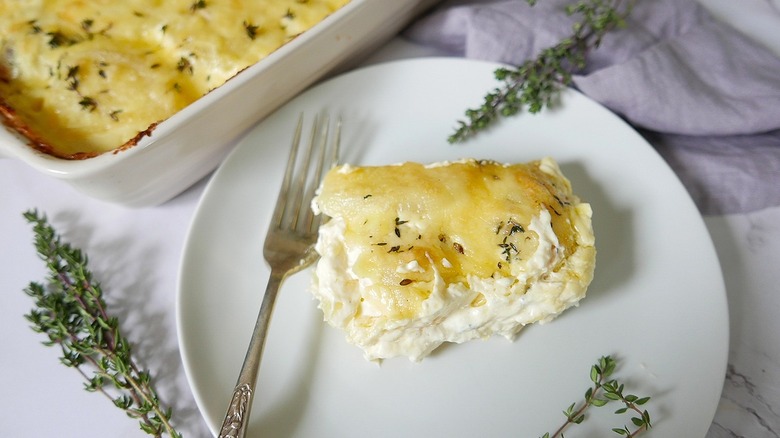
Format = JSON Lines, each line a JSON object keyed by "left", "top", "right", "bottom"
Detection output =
{"left": 0, "top": 0, "right": 349, "bottom": 158}
{"left": 311, "top": 157, "right": 596, "bottom": 361}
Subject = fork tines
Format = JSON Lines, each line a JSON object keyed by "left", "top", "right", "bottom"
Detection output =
{"left": 272, "top": 113, "right": 340, "bottom": 235}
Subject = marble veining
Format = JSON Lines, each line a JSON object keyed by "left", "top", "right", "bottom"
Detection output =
{"left": 706, "top": 207, "right": 780, "bottom": 437}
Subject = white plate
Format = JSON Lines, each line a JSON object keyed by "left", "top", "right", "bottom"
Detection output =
{"left": 177, "top": 58, "right": 728, "bottom": 437}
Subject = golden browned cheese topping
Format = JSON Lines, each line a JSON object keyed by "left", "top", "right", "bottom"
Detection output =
{"left": 0, "top": 0, "right": 349, "bottom": 158}
{"left": 314, "top": 158, "right": 590, "bottom": 321}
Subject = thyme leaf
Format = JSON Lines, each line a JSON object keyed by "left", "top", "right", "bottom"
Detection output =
{"left": 190, "top": 0, "right": 207, "bottom": 12}
{"left": 81, "top": 19, "right": 95, "bottom": 37}
{"left": 244, "top": 21, "right": 260, "bottom": 40}
{"left": 176, "top": 57, "right": 194, "bottom": 75}
{"left": 540, "top": 355, "right": 652, "bottom": 438}
{"left": 449, "top": 0, "right": 635, "bottom": 143}
{"left": 46, "top": 30, "right": 78, "bottom": 48}
{"left": 22, "top": 210, "right": 182, "bottom": 438}
{"left": 66, "top": 65, "right": 80, "bottom": 91}
{"left": 78, "top": 96, "right": 98, "bottom": 112}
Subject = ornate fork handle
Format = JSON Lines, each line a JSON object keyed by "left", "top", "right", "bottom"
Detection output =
{"left": 216, "top": 113, "right": 338, "bottom": 438}
{"left": 219, "top": 384, "right": 252, "bottom": 438}
{"left": 218, "top": 270, "right": 285, "bottom": 438}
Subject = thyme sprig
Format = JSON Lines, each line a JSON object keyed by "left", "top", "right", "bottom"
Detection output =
{"left": 449, "top": 0, "right": 635, "bottom": 143}
{"left": 541, "top": 356, "right": 652, "bottom": 438}
{"left": 22, "top": 210, "right": 181, "bottom": 438}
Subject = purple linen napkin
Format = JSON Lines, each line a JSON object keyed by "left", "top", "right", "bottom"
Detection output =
{"left": 405, "top": 0, "right": 780, "bottom": 215}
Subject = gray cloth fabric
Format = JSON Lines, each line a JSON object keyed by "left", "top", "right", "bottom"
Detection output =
{"left": 405, "top": 0, "right": 780, "bottom": 215}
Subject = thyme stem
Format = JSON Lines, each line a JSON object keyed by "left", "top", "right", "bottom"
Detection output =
{"left": 22, "top": 209, "right": 181, "bottom": 438}
{"left": 449, "top": 0, "right": 636, "bottom": 143}
{"left": 541, "top": 355, "right": 652, "bottom": 438}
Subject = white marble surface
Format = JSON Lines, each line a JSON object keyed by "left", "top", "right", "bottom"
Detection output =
{"left": 705, "top": 209, "right": 780, "bottom": 438}
{"left": 1, "top": 32, "right": 779, "bottom": 438}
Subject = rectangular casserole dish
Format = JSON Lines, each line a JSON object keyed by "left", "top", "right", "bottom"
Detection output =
{"left": 0, "top": 0, "right": 439, "bottom": 207}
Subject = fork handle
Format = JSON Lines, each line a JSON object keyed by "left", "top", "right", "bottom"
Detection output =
{"left": 218, "top": 269, "right": 285, "bottom": 438}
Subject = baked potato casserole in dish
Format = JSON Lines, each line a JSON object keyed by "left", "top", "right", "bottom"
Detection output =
{"left": 0, "top": 0, "right": 438, "bottom": 206}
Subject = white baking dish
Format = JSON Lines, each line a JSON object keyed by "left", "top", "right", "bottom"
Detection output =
{"left": 0, "top": 0, "right": 439, "bottom": 207}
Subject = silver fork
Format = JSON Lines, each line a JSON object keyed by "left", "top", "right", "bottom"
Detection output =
{"left": 218, "top": 113, "right": 340, "bottom": 438}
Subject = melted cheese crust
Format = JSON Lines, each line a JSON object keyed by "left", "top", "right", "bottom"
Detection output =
{"left": 0, "top": 0, "right": 349, "bottom": 158}
{"left": 311, "top": 158, "right": 596, "bottom": 361}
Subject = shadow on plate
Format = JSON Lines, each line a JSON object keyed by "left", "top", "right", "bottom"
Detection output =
{"left": 559, "top": 160, "right": 635, "bottom": 302}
